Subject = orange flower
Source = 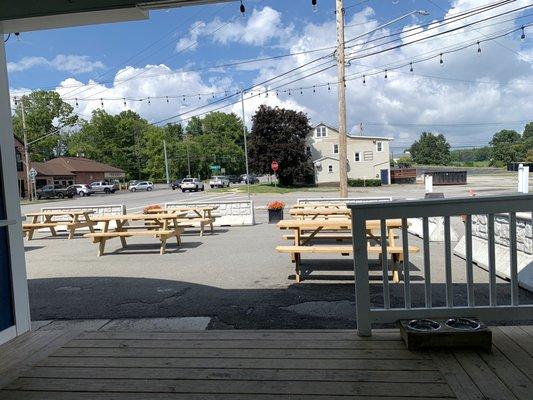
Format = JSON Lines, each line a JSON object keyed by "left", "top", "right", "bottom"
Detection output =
{"left": 267, "top": 201, "right": 285, "bottom": 210}
{"left": 143, "top": 204, "right": 161, "bottom": 214}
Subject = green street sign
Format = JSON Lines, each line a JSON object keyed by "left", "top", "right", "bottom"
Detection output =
{"left": 209, "top": 165, "right": 221, "bottom": 171}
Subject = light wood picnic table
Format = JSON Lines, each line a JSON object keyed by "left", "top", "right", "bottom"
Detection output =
{"left": 85, "top": 213, "right": 187, "bottom": 256}
{"left": 277, "top": 218, "right": 408, "bottom": 283}
{"left": 145, "top": 207, "right": 218, "bottom": 235}
{"left": 24, "top": 210, "right": 96, "bottom": 240}
{"left": 290, "top": 203, "right": 348, "bottom": 210}
{"left": 289, "top": 207, "right": 351, "bottom": 220}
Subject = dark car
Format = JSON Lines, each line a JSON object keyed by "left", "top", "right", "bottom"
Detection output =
{"left": 171, "top": 179, "right": 182, "bottom": 190}
{"left": 36, "top": 184, "right": 76, "bottom": 200}
{"left": 227, "top": 175, "right": 241, "bottom": 184}
{"left": 240, "top": 174, "right": 259, "bottom": 184}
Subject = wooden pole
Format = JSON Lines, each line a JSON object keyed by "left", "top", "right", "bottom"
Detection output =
{"left": 336, "top": 0, "right": 348, "bottom": 198}
{"left": 20, "top": 98, "right": 32, "bottom": 201}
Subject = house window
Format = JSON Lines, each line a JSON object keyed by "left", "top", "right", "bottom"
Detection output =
{"left": 306, "top": 146, "right": 311, "bottom": 155}
{"left": 15, "top": 151, "right": 23, "bottom": 172}
{"left": 354, "top": 152, "right": 361, "bottom": 162}
{"left": 364, "top": 151, "right": 373, "bottom": 161}
{"left": 315, "top": 126, "right": 327, "bottom": 138}
{"left": 333, "top": 144, "right": 339, "bottom": 154}
{"left": 328, "top": 165, "right": 333, "bottom": 173}
{"left": 376, "top": 141, "right": 383, "bottom": 152}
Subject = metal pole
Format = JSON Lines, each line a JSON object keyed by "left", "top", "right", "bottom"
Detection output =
{"left": 336, "top": 0, "right": 348, "bottom": 198}
{"left": 20, "top": 98, "right": 32, "bottom": 201}
{"left": 163, "top": 139, "right": 170, "bottom": 186}
{"left": 240, "top": 90, "right": 251, "bottom": 199}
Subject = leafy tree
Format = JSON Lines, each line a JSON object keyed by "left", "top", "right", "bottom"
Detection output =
{"left": 523, "top": 122, "right": 533, "bottom": 140}
{"left": 201, "top": 112, "right": 245, "bottom": 147}
{"left": 248, "top": 105, "right": 312, "bottom": 186}
{"left": 12, "top": 90, "right": 78, "bottom": 161}
{"left": 408, "top": 132, "right": 451, "bottom": 165}
{"left": 489, "top": 129, "right": 522, "bottom": 165}
{"left": 185, "top": 116, "right": 203, "bottom": 136}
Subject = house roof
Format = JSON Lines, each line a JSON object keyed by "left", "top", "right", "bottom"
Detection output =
{"left": 44, "top": 157, "right": 124, "bottom": 173}
{"left": 311, "top": 123, "right": 394, "bottom": 141}
{"left": 31, "top": 162, "right": 74, "bottom": 177}
{"left": 313, "top": 156, "right": 340, "bottom": 164}
{"left": 13, "top": 135, "right": 24, "bottom": 148}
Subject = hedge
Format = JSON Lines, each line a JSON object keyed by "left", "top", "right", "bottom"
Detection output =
{"left": 348, "top": 179, "right": 382, "bottom": 187}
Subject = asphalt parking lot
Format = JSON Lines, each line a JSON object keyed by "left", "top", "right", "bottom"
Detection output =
{"left": 21, "top": 172, "right": 533, "bottom": 329}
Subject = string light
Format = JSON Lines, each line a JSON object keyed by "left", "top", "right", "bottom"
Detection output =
{"left": 14, "top": 97, "right": 18, "bottom": 106}
{"left": 477, "top": 41, "right": 482, "bottom": 53}
{"left": 439, "top": 53, "right": 444, "bottom": 65}
{"left": 384, "top": 69, "right": 388, "bottom": 79}
{"left": 327, "top": 83, "right": 331, "bottom": 91}
{"left": 148, "top": 97, "right": 151, "bottom": 105}
{"left": 311, "top": 0, "right": 318, "bottom": 12}
{"left": 100, "top": 98, "right": 104, "bottom": 107}
{"left": 521, "top": 25, "right": 526, "bottom": 40}
{"left": 362, "top": 75, "right": 366, "bottom": 85}
{"left": 300, "top": 88, "right": 303, "bottom": 95}
{"left": 166, "top": 96, "right": 169, "bottom": 103}
{"left": 240, "top": 1, "right": 245, "bottom": 15}
{"left": 75, "top": 98, "right": 79, "bottom": 107}
{"left": 313, "top": 86, "right": 316, "bottom": 93}
{"left": 123, "top": 98, "right": 126, "bottom": 107}
{"left": 183, "top": 95, "right": 186, "bottom": 102}
{"left": 409, "top": 62, "right": 413, "bottom": 72}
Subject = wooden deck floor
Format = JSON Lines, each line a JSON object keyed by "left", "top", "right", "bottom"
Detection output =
{"left": 0, "top": 326, "right": 532, "bottom": 399}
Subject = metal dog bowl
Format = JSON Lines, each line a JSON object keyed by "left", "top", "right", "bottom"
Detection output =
{"left": 445, "top": 318, "right": 480, "bottom": 331}
{"left": 407, "top": 319, "right": 441, "bottom": 332}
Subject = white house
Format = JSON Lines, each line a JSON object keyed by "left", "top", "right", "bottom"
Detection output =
{"left": 307, "top": 123, "right": 393, "bottom": 185}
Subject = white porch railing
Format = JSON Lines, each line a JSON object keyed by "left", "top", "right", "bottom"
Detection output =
{"left": 348, "top": 194, "right": 533, "bottom": 337}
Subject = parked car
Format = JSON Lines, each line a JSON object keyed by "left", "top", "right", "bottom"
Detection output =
{"left": 209, "top": 175, "right": 230, "bottom": 188}
{"left": 90, "top": 181, "right": 117, "bottom": 194}
{"left": 181, "top": 178, "right": 204, "bottom": 192}
{"left": 240, "top": 174, "right": 259, "bottom": 184}
{"left": 72, "top": 184, "right": 95, "bottom": 197}
{"left": 129, "top": 181, "right": 154, "bottom": 192}
{"left": 128, "top": 180, "right": 140, "bottom": 189}
{"left": 171, "top": 179, "right": 182, "bottom": 190}
{"left": 36, "top": 184, "right": 76, "bottom": 200}
{"left": 227, "top": 175, "right": 241, "bottom": 184}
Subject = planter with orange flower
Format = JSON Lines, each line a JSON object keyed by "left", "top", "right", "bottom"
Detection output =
{"left": 267, "top": 201, "right": 285, "bottom": 223}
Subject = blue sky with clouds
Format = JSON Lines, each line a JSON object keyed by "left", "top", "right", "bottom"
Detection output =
{"left": 4, "top": 0, "right": 533, "bottom": 151}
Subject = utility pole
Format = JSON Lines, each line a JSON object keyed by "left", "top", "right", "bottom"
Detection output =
{"left": 163, "top": 139, "right": 170, "bottom": 186}
{"left": 240, "top": 90, "right": 251, "bottom": 199}
{"left": 336, "top": 0, "right": 348, "bottom": 198}
{"left": 186, "top": 138, "right": 191, "bottom": 177}
{"left": 20, "top": 97, "right": 32, "bottom": 201}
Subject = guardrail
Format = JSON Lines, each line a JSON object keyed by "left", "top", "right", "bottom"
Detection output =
{"left": 348, "top": 194, "right": 533, "bottom": 337}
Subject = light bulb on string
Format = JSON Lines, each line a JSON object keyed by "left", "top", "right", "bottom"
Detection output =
{"left": 521, "top": 26, "right": 526, "bottom": 41}
{"left": 166, "top": 96, "right": 169, "bottom": 103}
{"left": 362, "top": 75, "right": 366, "bottom": 85}
{"left": 100, "top": 98, "right": 104, "bottom": 108}
{"left": 311, "top": 0, "right": 317, "bottom": 12}
{"left": 439, "top": 53, "right": 443, "bottom": 65}
{"left": 288, "top": 89, "right": 291, "bottom": 96}
{"left": 240, "top": 1, "right": 245, "bottom": 16}
{"left": 148, "top": 97, "right": 151, "bottom": 105}
{"left": 384, "top": 69, "right": 388, "bottom": 79}
{"left": 13, "top": 97, "right": 18, "bottom": 106}
{"left": 183, "top": 95, "right": 186, "bottom": 102}
{"left": 198, "top": 94, "right": 201, "bottom": 100}
{"left": 327, "top": 83, "right": 331, "bottom": 91}
{"left": 212, "top": 92, "right": 215, "bottom": 99}
{"left": 409, "top": 62, "right": 413, "bottom": 72}
{"left": 123, "top": 98, "right": 126, "bottom": 107}
{"left": 300, "top": 88, "right": 303, "bottom": 95}
{"left": 477, "top": 41, "right": 481, "bottom": 53}
{"left": 313, "top": 86, "right": 316, "bottom": 93}
{"left": 75, "top": 98, "right": 79, "bottom": 107}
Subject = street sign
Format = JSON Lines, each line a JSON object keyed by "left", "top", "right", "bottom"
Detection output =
{"left": 29, "top": 168, "right": 37, "bottom": 182}
{"left": 271, "top": 160, "right": 279, "bottom": 173}
{"left": 209, "top": 165, "right": 221, "bottom": 172}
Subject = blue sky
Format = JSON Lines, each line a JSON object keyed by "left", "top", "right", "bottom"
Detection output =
{"left": 5, "top": 0, "right": 533, "bottom": 151}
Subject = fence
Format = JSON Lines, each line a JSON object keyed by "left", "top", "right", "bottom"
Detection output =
{"left": 348, "top": 194, "right": 533, "bottom": 337}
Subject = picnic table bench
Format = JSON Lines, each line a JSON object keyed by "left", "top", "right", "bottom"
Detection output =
{"left": 277, "top": 218, "right": 418, "bottom": 283}
{"left": 23, "top": 211, "right": 96, "bottom": 240}
{"left": 84, "top": 213, "right": 186, "bottom": 256}
{"left": 145, "top": 206, "right": 217, "bottom": 236}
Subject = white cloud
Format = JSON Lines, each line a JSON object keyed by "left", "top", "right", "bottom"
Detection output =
{"left": 7, "top": 55, "right": 104, "bottom": 74}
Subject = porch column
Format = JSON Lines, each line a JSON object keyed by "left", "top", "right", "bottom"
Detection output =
{"left": 0, "top": 36, "right": 31, "bottom": 344}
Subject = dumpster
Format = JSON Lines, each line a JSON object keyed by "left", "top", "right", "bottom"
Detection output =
{"left": 391, "top": 168, "right": 417, "bottom": 184}
{"left": 430, "top": 170, "right": 467, "bottom": 185}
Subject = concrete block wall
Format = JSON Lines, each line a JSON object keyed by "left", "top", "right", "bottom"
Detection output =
{"left": 166, "top": 201, "right": 254, "bottom": 226}
{"left": 40, "top": 205, "right": 126, "bottom": 230}
{"left": 471, "top": 213, "right": 532, "bottom": 255}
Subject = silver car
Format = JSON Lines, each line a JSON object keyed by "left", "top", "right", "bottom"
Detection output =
{"left": 72, "top": 184, "right": 95, "bottom": 197}
{"left": 129, "top": 181, "right": 154, "bottom": 192}
{"left": 181, "top": 178, "right": 204, "bottom": 192}
{"left": 209, "top": 175, "right": 230, "bottom": 188}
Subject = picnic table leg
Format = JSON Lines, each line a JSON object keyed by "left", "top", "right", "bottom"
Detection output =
{"left": 392, "top": 253, "right": 400, "bottom": 283}
{"left": 68, "top": 214, "right": 78, "bottom": 239}
{"left": 86, "top": 212, "right": 95, "bottom": 233}
{"left": 295, "top": 227, "right": 302, "bottom": 282}
{"left": 45, "top": 216, "right": 58, "bottom": 237}
{"left": 27, "top": 227, "right": 35, "bottom": 240}
{"left": 160, "top": 237, "right": 167, "bottom": 255}
{"left": 116, "top": 220, "right": 127, "bottom": 249}
{"left": 208, "top": 211, "right": 214, "bottom": 234}
{"left": 98, "top": 238, "right": 106, "bottom": 257}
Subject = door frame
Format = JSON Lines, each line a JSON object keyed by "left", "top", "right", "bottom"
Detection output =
{"left": 0, "top": 38, "right": 31, "bottom": 345}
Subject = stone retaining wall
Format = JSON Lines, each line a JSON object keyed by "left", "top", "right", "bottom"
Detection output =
{"left": 297, "top": 197, "right": 392, "bottom": 205}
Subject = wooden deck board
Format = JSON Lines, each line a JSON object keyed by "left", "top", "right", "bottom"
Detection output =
{"left": 1, "top": 326, "right": 532, "bottom": 399}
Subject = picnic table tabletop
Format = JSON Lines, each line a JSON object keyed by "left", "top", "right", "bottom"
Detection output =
{"left": 26, "top": 210, "right": 95, "bottom": 217}
{"left": 145, "top": 206, "right": 218, "bottom": 214}
{"left": 291, "top": 203, "right": 346, "bottom": 209}
{"left": 91, "top": 213, "right": 187, "bottom": 222}
{"left": 289, "top": 207, "right": 350, "bottom": 216}
{"left": 277, "top": 218, "right": 403, "bottom": 230}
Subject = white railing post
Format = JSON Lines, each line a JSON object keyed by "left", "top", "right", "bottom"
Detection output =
{"left": 424, "top": 174, "right": 433, "bottom": 193}
{"left": 352, "top": 213, "right": 371, "bottom": 337}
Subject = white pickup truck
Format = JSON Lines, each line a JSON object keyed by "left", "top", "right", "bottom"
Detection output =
{"left": 90, "top": 181, "right": 117, "bottom": 194}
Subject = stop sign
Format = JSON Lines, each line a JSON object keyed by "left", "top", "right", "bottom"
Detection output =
{"left": 271, "top": 160, "right": 279, "bottom": 172}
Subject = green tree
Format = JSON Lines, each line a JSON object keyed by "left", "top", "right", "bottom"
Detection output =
{"left": 523, "top": 122, "right": 533, "bottom": 140}
{"left": 201, "top": 112, "right": 245, "bottom": 146}
{"left": 12, "top": 90, "right": 78, "bottom": 161}
{"left": 185, "top": 116, "right": 203, "bottom": 136}
{"left": 408, "top": 132, "right": 451, "bottom": 165}
{"left": 489, "top": 129, "right": 522, "bottom": 165}
{"left": 248, "top": 105, "right": 312, "bottom": 186}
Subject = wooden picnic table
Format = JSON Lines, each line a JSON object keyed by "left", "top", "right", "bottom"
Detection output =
{"left": 277, "top": 218, "right": 410, "bottom": 282}
{"left": 289, "top": 207, "right": 351, "bottom": 220}
{"left": 24, "top": 210, "right": 96, "bottom": 240}
{"left": 145, "top": 207, "right": 218, "bottom": 235}
{"left": 85, "top": 213, "right": 187, "bottom": 256}
{"left": 291, "top": 203, "right": 347, "bottom": 210}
